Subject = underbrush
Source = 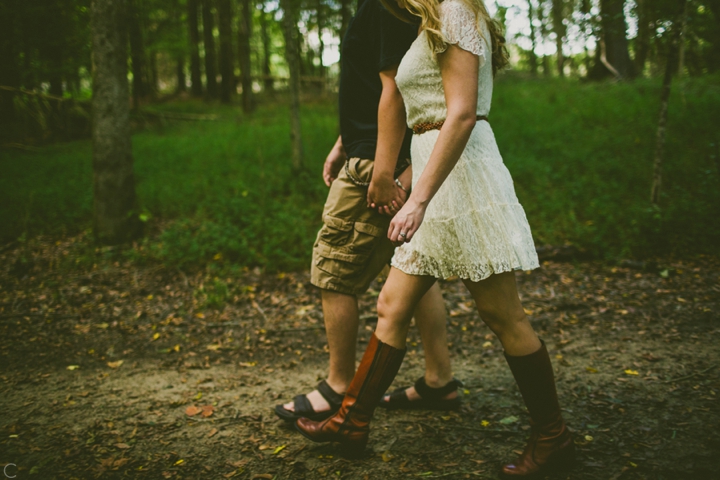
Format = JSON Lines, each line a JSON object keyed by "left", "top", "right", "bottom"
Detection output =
{"left": 1, "top": 77, "right": 718, "bottom": 271}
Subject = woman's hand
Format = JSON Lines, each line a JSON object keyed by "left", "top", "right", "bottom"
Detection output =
{"left": 368, "top": 175, "right": 406, "bottom": 216}
{"left": 388, "top": 199, "right": 426, "bottom": 245}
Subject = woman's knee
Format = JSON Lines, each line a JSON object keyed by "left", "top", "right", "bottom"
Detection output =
{"left": 476, "top": 302, "right": 526, "bottom": 335}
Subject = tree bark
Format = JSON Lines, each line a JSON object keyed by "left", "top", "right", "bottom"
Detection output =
{"left": 0, "top": 0, "right": 20, "bottom": 139}
{"left": 590, "top": 0, "right": 636, "bottom": 80}
{"left": 188, "top": 0, "right": 203, "bottom": 96}
{"left": 527, "top": 0, "right": 538, "bottom": 75}
{"left": 651, "top": 0, "right": 688, "bottom": 206}
{"left": 280, "top": 0, "right": 303, "bottom": 171}
{"left": 91, "top": 0, "right": 141, "bottom": 244}
{"left": 128, "top": 0, "right": 147, "bottom": 108}
{"left": 316, "top": 0, "right": 326, "bottom": 83}
{"left": 238, "top": 0, "right": 255, "bottom": 111}
{"left": 551, "top": 0, "right": 566, "bottom": 76}
{"left": 202, "top": 0, "right": 219, "bottom": 99}
{"left": 176, "top": 57, "right": 186, "bottom": 93}
{"left": 634, "top": 0, "right": 652, "bottom": 75}
{"left": 259, "top": 3, "right": 273, "bottom": 92}
{"left": 217, "top": 0, "right": 234, "bottom": 103}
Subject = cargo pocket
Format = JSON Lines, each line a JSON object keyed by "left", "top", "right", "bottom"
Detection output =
{"left": 351, "top": 221, "right": 384, "bottom": 255}
{"left": 319, "top": 215, "right": 353, "bottom": 247}
{"left": 313, "top": 220, "right": 384, "bottom": 279}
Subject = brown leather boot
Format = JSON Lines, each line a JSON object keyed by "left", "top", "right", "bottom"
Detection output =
{"left": 296, "top": 333, "right": 405, "bottom": 454}
{"left": 501, "top": 341, "right": 575, "bottom": 477}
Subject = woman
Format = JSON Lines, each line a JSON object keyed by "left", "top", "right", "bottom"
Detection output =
{"left": 296, "top": 0, "right": 574, "bottom": 476}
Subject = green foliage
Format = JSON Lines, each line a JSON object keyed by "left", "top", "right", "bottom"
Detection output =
{"left": 1, "top": 78, "right": 719, "bottom": 270}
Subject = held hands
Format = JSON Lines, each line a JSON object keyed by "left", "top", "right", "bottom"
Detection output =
{"left": 388, "top": 199, "right": 426, "bottom": 246}
{"left": 323, "top": 142, "right": 347, "bottom": 187}
{"left": 367, "top": 176, "right": 407, "bottom": 216}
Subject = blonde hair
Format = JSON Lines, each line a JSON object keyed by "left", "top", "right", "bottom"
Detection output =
{"left": 381, "top": 0, "right": 509, "bottom": 77}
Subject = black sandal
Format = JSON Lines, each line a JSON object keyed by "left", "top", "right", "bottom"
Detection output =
{"left": 378, "top": 376, "right": 463, "bottom": 411}
{"left": 274, "top": 379, "right": 345, "bottom": 422}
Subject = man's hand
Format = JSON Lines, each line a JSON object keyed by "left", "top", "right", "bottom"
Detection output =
{"left": 323, "top": 136, "right": 346, "bottom": 187}
{"left": 367, "top": 175, "right": 406, "bottom": 216}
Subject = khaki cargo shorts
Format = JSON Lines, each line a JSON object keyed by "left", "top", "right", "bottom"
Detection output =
{"left": 310, "top": 157, "right": 408, "bottom": 295}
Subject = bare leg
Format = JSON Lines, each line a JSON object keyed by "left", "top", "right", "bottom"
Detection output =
{"left": 383, "top": 281, "right": 457, "bottom": 402}
{"left": 374, "top": 268, "right": 437, "bottom": 349}
{"left": 461, "top": 271, "right": 540, "bottom": 356}
{"left": 284, "top": 290, "right": 359, "bottom": 412}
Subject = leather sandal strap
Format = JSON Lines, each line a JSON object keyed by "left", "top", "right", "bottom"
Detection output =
{"left": 414, "top": 376, "right": 463, "bottom": 401}
{"left": 292, "top": 394, "right": 314, "bottom": 415}
{"left": 316, "top": 379, "right": 344, "bottom": 408}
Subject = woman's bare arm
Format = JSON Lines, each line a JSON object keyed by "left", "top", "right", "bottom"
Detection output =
{"left": 388, "top": 43, "right": 479, "bottom": 243}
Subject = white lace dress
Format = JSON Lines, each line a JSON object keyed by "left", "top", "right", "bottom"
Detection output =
{"left": 391, "top": 0, "right": 539, "bottom": 281}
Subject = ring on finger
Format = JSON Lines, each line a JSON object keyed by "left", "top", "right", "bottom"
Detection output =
{"left": 399, "top": 232, "right": 407, "bottom": 239}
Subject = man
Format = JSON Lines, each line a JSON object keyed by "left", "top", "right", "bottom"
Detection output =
{"left": 274, "top": 0, "right": 459, "bottom": 421}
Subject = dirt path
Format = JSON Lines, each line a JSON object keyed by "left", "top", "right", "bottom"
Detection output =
{"left": 1, "top": 237, "right": 718, "bottom": 479}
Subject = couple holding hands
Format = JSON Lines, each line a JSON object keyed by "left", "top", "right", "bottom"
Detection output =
{"left": 274, "top": 0, "right": 574, "bottom": 476}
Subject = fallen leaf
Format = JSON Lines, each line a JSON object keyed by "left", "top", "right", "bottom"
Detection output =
{"left": 586, "top": 367, "right": 598, "bottom": 373}
{"left": 201, "top": 405, "right": 215, "bottom": 418}
{"left": 250, "top": 475, "right": 273, "bottom": 480}
{"left": 272, "top": 445, "right": 286, "bottom": 454}
{"left": 482, "top": 341, "right": 492, "bottom": 348}
{"left": 207, "top": 428, "right": 218, "bottom": 438}
{"left": 381, "top": 451, "right": 395, "bottom": 462}
{"left": 114, "top": 443, "right": 131, "bottom": 449}
{"left": 66, "top": 365, "right": 80, "bottom": 371}
{"left": 585, "top": 435, "right": 594, "bottom": 442}
{"left": 185, "top": 406, "right": 202, "bottom": 416}
{"left": 152, "top": 333, "right": 160, "bottom": 341}
{"left": 625, "top": 369, "right": 639, "bottom": 376}
{"left": 107, "top": 360, "right": 124, "bottom": 369}
{"left": 175, "top": 459, "right": 184, "bottom": 465}
{"left": 239, "top": 362, "right": 256, "bottom": 367}
{"left": 481, "top": 420, "right": 490, "bottom": 427}
{"left": 500, "top": 416, "right": 519, "bottom": 425}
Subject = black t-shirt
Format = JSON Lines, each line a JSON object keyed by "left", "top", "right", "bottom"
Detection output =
{"left": 339, "top": 0, "right": 417, "bottom": 161}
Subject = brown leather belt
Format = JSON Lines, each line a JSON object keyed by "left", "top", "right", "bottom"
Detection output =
{"left": 412, "top": 115, "right": 489, "bottom": 135}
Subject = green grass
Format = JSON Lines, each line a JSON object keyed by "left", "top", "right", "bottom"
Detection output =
{"left": 1, "top": 77, "right": 719, "bottom": 270}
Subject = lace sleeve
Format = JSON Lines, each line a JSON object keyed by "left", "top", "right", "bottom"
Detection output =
{"left": 435, "top": 0, "right": 486, "bottom": 62}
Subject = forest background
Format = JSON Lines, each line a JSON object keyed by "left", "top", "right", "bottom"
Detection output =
{"left": 1, "top": 1, "right": 720, "bottom": 479}
{"left": 0, "top": 0, "right": 719, "bottom": 270}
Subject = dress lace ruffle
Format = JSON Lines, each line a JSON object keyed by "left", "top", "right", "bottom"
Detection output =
{"left": 434, "top": 0, "right": 486, "bottom": 62}
{"left": 392, "top": 0, "right": 539, "bottom": 282}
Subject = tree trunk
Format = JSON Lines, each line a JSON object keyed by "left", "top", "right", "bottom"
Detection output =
{"left": 259, "top": 3, "right": 273, "bottom": 92}
{"left": 217, "top": 0, "right": 233, "bottom": 103}
{"left": 202, "top": 0, "right": 219, "bottom": 99}
{"left": 0, "top": 0, "right": 20, "bottom": 139}
{"left": 339, "top": 0, "right": 352, "bottom": 48}
{"left": 176, "top": 57, "right": 186, "bottom": 93}
{"left": 677, "top": 0, "right": 689, "bottom": 76}
{"left": 188, "top": 0, "right": 203, "bottom": 96}
{"left": 536, "top": 0, "right": 552, "bottom": 76}
{"left": 651, "top": 0, "right": 688, "bottom": 206}
{"left": 128, "top": 0, "right": 147, "bottom": 108}
{"left": 238, "top": 0, "right": 255, "bottom": 111}
{"left": 91, "top": 0, "right": 141, "bottom": 245}
{"left": 316, "top": 0, "right": 326, "bottom": 84}
{"left": 634, "top": 0, "right": 651, "bottom": 75}
{"left": 527, "top": 0, "right": 538, "bottom": 75}
{"left": 591, "top": 0, "right": 636, "bottom": 80}
{"left": 551, "top": 0, "right": 566, "bottom": 77}
{"left": 280, "top": 0, "right": 303, "bottom": 171}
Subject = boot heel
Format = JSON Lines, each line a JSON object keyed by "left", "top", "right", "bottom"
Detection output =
{"left": 544, "top": 441, "right": 575, "bottom": 472}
